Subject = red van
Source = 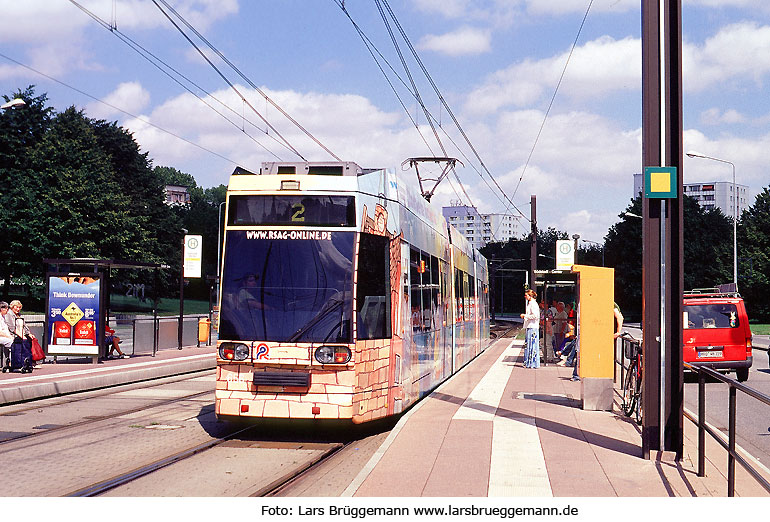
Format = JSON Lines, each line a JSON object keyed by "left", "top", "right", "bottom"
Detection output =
{"left": 683, "top": 289, "right": 753, "bottom": 382}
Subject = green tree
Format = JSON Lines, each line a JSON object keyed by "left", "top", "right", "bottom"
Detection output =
{"left": 480, "top": 227, "right": 569, "bottom": 314}
{"left": 154, "top": 166, "right": 226, "bottom": 298}
{"left": 0, "top": 86, "right": 53, "bottom": 299}
{"left": 27, "top": 107, "right": 148, "bottom": 263}
{"left": 604, "top": 195, "right": 733, "bottom": 320}
{"left": 604, "top": 198, "right": 643, "bottom": 319}
{"left": 737, "top": 187, "right": 770, "bottom": 320}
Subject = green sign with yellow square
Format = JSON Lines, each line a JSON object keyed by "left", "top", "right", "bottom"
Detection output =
{"left": 644, "top": 166, "right": 677, "bottom": 199}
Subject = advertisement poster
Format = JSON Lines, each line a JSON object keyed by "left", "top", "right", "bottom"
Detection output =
{"left": 46, "top": 274, "right": 101, "bottom": 356}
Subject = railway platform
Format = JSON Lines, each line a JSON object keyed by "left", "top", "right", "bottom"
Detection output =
{"left": 1, "top": 336, "right": 767, "bottom": 497}
{"left": 342, "top": 337, "right": 769, "bottom": 498}
{"left": 0, "top": 344, "right": 215, "bottom": 405}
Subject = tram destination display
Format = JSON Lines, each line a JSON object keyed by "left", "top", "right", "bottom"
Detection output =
{"left": 228, "top": 195, "right": 355, "bottom": 227}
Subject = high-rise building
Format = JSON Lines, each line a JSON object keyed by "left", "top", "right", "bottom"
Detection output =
{"left": 442, "top": 204, "right": 521, "bottom": 250}
{"left": 632, "top": 173, "right": 750, "bottom": 218}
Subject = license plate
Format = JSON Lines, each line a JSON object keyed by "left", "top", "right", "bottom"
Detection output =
{"left": 696, "top": 350, "right": 723, "bottom": 359}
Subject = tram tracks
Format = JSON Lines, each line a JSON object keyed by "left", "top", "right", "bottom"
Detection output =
{"left": 0, "top": 387, "right": 213, "bottom": 449}
{"left": 65, "top": 427, "right": 346, "bottom": 497}
{"left": 66, "top": 424, "right": 256, "bottom": 497}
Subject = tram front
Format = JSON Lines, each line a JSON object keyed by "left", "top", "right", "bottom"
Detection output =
{"left": 215, "top": 182, "right": 363, "bottom": 420}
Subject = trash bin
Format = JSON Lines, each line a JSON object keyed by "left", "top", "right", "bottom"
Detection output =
{"left": 198, "top": 318, "right": 211, "bottom": 343}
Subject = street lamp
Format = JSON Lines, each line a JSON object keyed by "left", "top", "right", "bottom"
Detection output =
{"left": 582, "top": 239, "right": 605, "bottom": 267}
{"left": 624, "top": 211, "right": 642, "bottom": 219}
{"left": 1, "top": 98, "right": 25, "bottom": 110}
{"left": 686, "top": 150, "right": 738, "bottom": 291}
{"left": 571, "top": 234, "right": 580, "bottom": 264}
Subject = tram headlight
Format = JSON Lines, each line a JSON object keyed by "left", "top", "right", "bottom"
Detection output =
{"left": 219, "top": 342, "right": 250, "bottom": 361}
{"left": 314, "top": 345, "right": 351, "bottom": 365}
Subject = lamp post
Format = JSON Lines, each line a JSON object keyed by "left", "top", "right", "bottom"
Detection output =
{"left": 686, "top": 150, "right": 738, "bottom": 291}
{"left": 571, "top": 234, "right": 580, "bottom": 264}
{"left": 624, "top": 211, "right": 642, "bottom": 219}
{"left": 582, "top": 239, "right": 605, "bottom": 267}
{"left": 1, "top": 98, "right": 25, "bottom": 110}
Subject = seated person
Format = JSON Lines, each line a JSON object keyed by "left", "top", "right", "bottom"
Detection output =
{"left": 555, "top": 323, "right": 575, "bottom": 356}
{"left": 106, "top": 327, "right": 128, "bottom": 358}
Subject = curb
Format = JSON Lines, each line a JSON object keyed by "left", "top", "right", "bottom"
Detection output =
{"left": 0, "top": 354, "right": 216, "bottom": 406}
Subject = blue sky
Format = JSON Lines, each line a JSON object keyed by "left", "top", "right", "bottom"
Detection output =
{"left": 2, "top": 0, "right": 770, "bottom": 243}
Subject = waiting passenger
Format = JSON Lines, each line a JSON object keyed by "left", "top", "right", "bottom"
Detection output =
{"left": 0, "top": 302, "right": 13, "bottom": 364}
{"left": 106, "top": 327, "right": 128, "bottom": 358}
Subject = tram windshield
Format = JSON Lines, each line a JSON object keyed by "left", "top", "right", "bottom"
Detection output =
{"left": 219, "top": 230, "right": 354, "bottom": 343}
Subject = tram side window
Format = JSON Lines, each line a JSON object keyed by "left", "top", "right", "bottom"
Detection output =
{"left": 357, "top": 233, "right": 391, "bottom": 339}
{"left": 440, "top": 260, "right": 450, "bottom": 327}
{"left": 468, "top": 275, "right": 476, "bottom": 322}
{"left": 410, "top": 248, "right": 423, "bottom": 331}
{"left": 430, "top": 255, "right": 440, "bottom": 330}
{"left": 454, "top": 268, "right": 465, "bottom": 323}
{"left": 410, "top": 248, "right": 438, "bottom": 332}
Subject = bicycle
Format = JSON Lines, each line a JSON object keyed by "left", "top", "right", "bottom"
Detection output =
{"left": 620, "top": 333, "right": 643, "bottom": 424}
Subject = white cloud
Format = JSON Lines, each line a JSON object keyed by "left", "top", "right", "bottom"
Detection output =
{"left": 684, "top": 128, "right": 770, "bottom": 186}
{"left": 412, "top": 0, "right": 637, "bottom": 23}
{"left": 464, "top": 35, "right": 640, "bottom": 115}
{"left": 462, "top": 21, "right": 770, "bottom": 116}
{"left": 87, "top": 81, "right": 151, "bottom": 119}
{"left": 121, "top": 85, "right": 407, "bottom": 176}
{"left": 418, "top": 27, "right": 492, "bottom": 57}
{"left": 0, "top": 0, "right": 239, "bottom": 82}
{"left": 699, "top": 108, "right": 747, "bottom": 126}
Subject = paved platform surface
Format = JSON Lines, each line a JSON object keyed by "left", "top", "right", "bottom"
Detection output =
{"left": 1, "top": 336, "right": 768, "bottom": 497}
{"left": 344, "top": 337, "right": 770, "bottom": 497}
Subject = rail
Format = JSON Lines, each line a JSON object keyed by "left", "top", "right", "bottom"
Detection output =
{"left": 683, "top": 362, "right": 770, "bottom": 497}
{"left": 2, "top": 315, "right": 213, "bottom": 366}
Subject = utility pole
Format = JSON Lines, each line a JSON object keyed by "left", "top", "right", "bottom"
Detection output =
{"left": 641, "top": 0, "right": 684, "bottom": 460}
{"left": 530, "top": 195, "right": 537, "bottom": 291}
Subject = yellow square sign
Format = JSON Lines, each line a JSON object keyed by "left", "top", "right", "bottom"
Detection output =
{"left": 62, "top": 302, "right": 84, "bottom": 326}
{"left": 644, "top": 166, "right": 677, "bottom": 198}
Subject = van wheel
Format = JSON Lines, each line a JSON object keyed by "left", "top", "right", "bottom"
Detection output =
{"left": 736, "top": 368, "right": 749, "bottom": 382}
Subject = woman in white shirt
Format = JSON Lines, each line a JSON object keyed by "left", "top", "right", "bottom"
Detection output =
{"left": 520, "top": 289, "right": 541, "bottom": 368}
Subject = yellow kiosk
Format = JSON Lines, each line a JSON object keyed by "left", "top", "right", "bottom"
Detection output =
{"left": 572, "top": 264, "right": 615, "bottom": 411}
{"left": 536, "top": 265, "right": 615, "bottom": 411}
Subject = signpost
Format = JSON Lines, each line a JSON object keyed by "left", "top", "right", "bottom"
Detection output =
{"left": 179, "top": 234, "right": 203, "bottom": 349}
{"left": 556, "top": 240, "right": 575, "bottom": 270}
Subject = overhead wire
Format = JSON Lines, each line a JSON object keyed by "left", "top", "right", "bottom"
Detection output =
{"left": 333, "top": 0, "right": 515, "bottom": 224}
{"left": 150, "top": 0, "right": 308, "bottom": 161}
{"left": 154, "top": 0, "right": 343, "bottom": 162}
{"left": 334, "top": 0, "right": 486, "bottom": 231}
{"left": 67, "top": 0, "right": 285, "bottom": 160}
{"left": 510, "top": 0, "right": 595, "bottom": 201}
{"left": 378, "top": 0, "right": 529, "bottom": 223}
{"left": 0, "top": 51, "right": 243, "bottom": 167}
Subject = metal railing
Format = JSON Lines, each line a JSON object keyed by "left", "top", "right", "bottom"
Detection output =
{"left": 3, "top": 316, "right": 214, "bottom": 365}
{"left": 683, "top": 362, "right": 770, "bottom": 497}
{"left": 614, "top": 334, "right": 770, "bottom": 496}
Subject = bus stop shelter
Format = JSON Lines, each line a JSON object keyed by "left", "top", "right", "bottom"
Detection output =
{"left": 43, "top": 259, "right": 165, "bottom": 364}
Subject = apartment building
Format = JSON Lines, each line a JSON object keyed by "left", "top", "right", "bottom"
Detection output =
{"left": 442, "top": 204, "right": 520, "bottom": 250}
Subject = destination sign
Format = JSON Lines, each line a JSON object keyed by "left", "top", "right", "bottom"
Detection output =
{"left": 228, "top": 195, "right": 355, "bottom": 227}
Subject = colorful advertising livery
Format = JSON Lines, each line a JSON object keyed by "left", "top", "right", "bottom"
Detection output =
{"left": 46, "top": 275, "right": 102, "bottom": 356}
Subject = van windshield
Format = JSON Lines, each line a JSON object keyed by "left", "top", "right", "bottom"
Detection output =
{"left": 684, "top": 303, "right": 740, "bottom": 329}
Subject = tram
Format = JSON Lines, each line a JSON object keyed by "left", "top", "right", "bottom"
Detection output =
{"left": 215, "top": 161, "right": 490, "bottom": 423}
